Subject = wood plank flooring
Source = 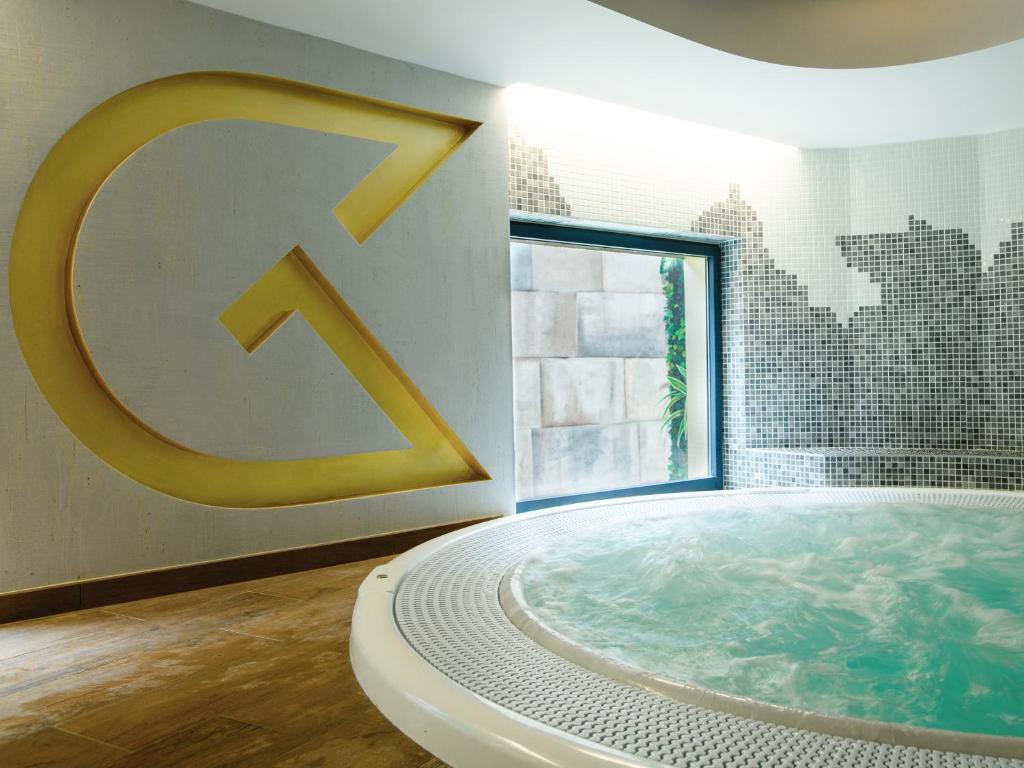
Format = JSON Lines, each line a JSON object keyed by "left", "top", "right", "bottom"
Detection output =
{"left": 0, "top": 557, "right": 449, "bottom": 767}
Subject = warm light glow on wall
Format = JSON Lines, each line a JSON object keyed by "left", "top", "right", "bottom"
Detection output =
{"left": 506, "top": 83, "right": 798, "bottom": 204}
{"left": 504, "top": 83, "right": 871, "bottom": 320}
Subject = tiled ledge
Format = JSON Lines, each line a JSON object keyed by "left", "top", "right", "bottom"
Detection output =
{"left": 730, "top": 447, "right": 1024, "bottom": 491}
{"left": 749, "top": 446, "right": 1024, "bottom": 458}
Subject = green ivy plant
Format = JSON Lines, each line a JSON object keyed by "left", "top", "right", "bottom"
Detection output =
{"left": 660, "top": 256, "right": 688, "bottom": 480}
{"left": 661, "top": 362, "right": 688, "bottom": 447}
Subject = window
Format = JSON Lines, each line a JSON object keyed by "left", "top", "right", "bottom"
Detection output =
{"left": 510, "top": 216, "right": 723, "bottom": 511}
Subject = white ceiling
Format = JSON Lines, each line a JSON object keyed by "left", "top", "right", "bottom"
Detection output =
{"left": 188, "top": 0, "right": 1024, "bottom": 148}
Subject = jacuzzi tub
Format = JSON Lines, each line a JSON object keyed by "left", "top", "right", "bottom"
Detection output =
{"left": 351, "top": 488, "right": 1024, "bottom": 767}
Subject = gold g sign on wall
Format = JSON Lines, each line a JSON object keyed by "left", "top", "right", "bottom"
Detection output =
{"left": 9, "top": 71, "right": 489, "bottom": 508}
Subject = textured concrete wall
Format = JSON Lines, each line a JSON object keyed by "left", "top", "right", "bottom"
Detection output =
{"left": 511, "top": 242, "right": 671, "bottom": 499}
{"left": 0, "top": 0, "right": 512, "bottom": 592}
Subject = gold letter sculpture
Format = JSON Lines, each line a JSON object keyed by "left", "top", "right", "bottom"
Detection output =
{"left": 9, "top": 71, "right": 489, "bottom": 508}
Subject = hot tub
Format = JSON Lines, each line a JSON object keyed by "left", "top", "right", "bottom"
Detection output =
{"left": 351, "top": 488, "right": 1024, "bottom": 767}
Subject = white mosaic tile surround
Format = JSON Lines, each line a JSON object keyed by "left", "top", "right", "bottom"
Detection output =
{"left": 509, "top": 86, "right": 1024, "bottom": 326}
{"left": 508, "top": 86, "right": 1024, "bottom": 490}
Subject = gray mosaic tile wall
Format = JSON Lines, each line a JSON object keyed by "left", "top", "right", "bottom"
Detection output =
{"left": 691, "top": 192, "right": 1024, "bottom": 490}
{"left": 508, "top": 100, "right": 1024, "bottom": 491}
{"left": 509, "top": 128, "right": 571, "bottom": 216}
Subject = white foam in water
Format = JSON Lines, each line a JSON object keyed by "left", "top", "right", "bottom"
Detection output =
{"left": 517, "top": 502, "right": 1024, "bottom": 737}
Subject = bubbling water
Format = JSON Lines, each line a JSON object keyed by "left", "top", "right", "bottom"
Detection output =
{"left": 516, "top": 502, "right": 1024, "bottom": 737}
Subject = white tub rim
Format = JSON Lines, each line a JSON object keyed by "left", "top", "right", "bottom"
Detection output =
{"left": 351, "top": 487, "right": 1024, "bottom": 767}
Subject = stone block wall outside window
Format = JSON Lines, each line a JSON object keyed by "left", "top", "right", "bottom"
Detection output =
{"left": 511, "top": 241, "right": 709, "bottom": 500}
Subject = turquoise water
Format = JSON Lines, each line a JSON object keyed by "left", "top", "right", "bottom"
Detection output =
{"left": 517, "top": 503, "right": 1024, "bottom": 737}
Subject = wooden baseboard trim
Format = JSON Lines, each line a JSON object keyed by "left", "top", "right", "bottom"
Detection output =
{"left": 0, "top": 516, "right": 496, "bottom": 625}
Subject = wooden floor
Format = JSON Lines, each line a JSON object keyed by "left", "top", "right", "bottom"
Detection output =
{"left": 0, "top": 557, "right": 448, "bottom": 767}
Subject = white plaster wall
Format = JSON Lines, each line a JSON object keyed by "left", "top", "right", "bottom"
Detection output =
{"left": 0, "top": 0, "right": 513, "bottom": 592}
